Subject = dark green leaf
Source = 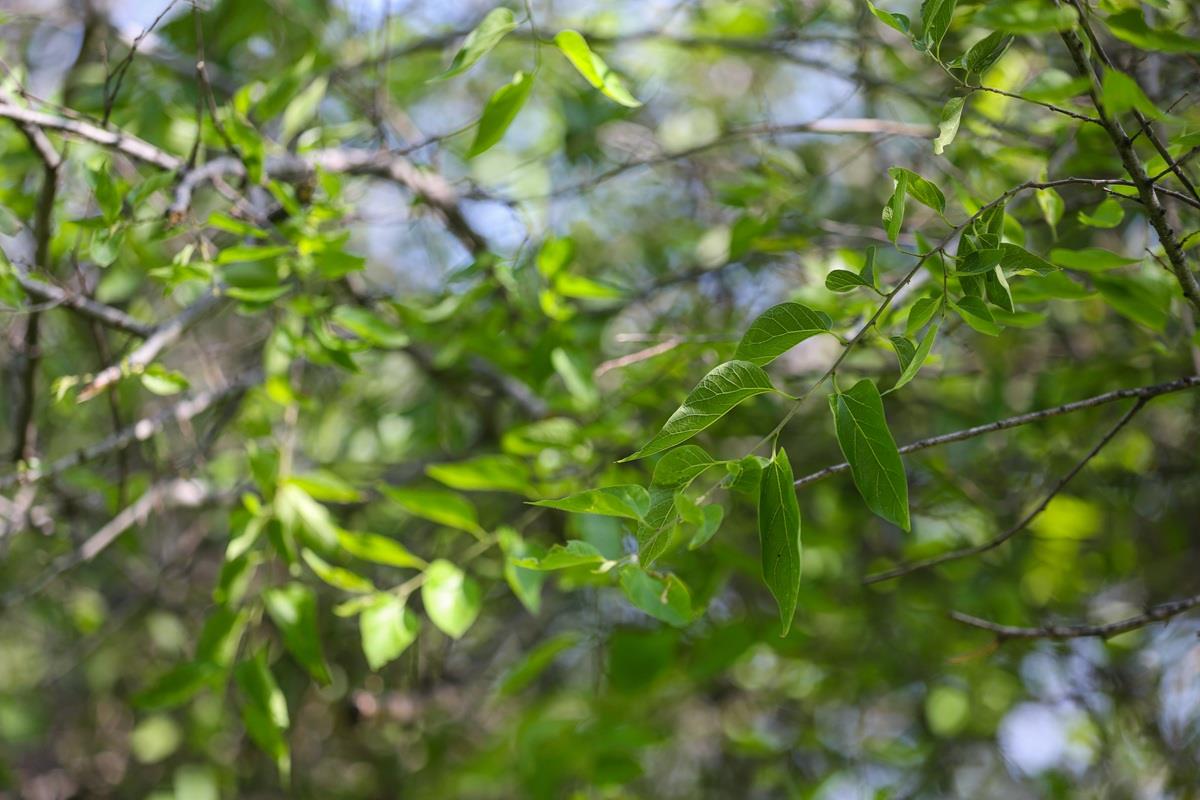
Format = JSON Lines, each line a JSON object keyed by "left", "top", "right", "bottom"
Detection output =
{"left": 469, "top": 71, "right": 534, "bottom": 157}
{"left": 757, "top": 448, "right": 802, "bottom": 636}
{"left": 262, "top": 583, "right": 331, "bottom": 684}
{"left": 734, "top": 302, "right": 833, "bottom": 365}
{"left": 830, "top": 379, "right": 910, "bottom": 530}
{"left": 437, "top": 8, "right": 519, "bottom": 79}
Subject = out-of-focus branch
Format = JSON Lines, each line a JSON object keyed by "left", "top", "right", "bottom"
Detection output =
{"left": 795, "top": 375, "right": 1200, "bottom": 488}
{"left": 864, "top": 398, "right": 1148, "bottom": 585}
{"left": 950, "top": 594, "right": 1200, "bottom": 641}
{"left": 7, "top": 260, "right": 154, "bottom": 337}
{"left": 0, "top": 371, "right": 261, "bottom": 491}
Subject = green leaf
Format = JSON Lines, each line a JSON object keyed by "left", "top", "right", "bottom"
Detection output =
{"left": 974, "top": 1, "right": 1077, "bottom": 34}
{"left": 532, "top": 485, "right": 650, "bottom": 520}
{"left": 1100, "top": 68, "right": 1161, "bottom": 119}
{"left": 618, "top": 565, "right": 693, "bottom": 627}
{"left": 1077, "top": 197, "right": 1125, "bottom": 229}
{"left": 888, "top": 167, "right": 945, "bottom": 214}
{"left": 330, "top": 306, "right": 409, "bottom": 348}
{"left": 382, "top": 486, "right": 484, "bottom": 536}
{"left": 420, "top": 559, "right": 482, "bottom": 639}
{"left": 826, "top": 269, "right": 876, "bottom": 293}
{"left": 173, "top": 765, "right": 218, "bottom": 800}
{"left": 512, "top": 540, "right": 609, "bottom": 571}
{"left": 951, "top": 295, "right": 1003, "bottom": 335}
{"left": 621, "top": 361, "right": 775, "bottom": 461}
{"left": 651, "top": 445, "right": 719, "bottom": 487}
{"left": 469, "top": 70, "right": 534, "bottom": 157}
{"left": 1103, "top": 9, "right": 1200, "bottom": 54}
{"left": 437, "top": 8, "right": 518, "bottom": 80}
{"left": 688, "top": 504, "right": 725, "bottom": 550}
{"left": 554, "top": 30, "right": 642, "bottom": 108}
{"left": 301, "top": 549, "right": 375, "bottom": 593}
{"left": 234, "top": 649, "right": 290, "bottom": 779}
{"left": 933, "top": 96, "right": 965, "bottom": 156}
{"left": 140, "top": 363, "right": 190, "bottom": 396}
{"left": 999, "top": 243, "right": 1057, "bottom": 275}
{"left": 262, "top": 583, "right": 331, "bottom": 684}
{"left": 757, "top": 448, "right": 802, "bottom": 636}
{"left": 830, "top": 379, "right": 910, "bottom": 530}
{"left": 906, "top": 296, "right": 940, "bottom": 335}
{"left": 865, "top": 0, "right": 910, "bottom": 34}
{"left": 498, "top": 527, "right": 544, "bottom": 614}
{"left": 957, "top": 248, "right": 1004, "bottom": 275}
{"left": 891, "top": 319, "right": 940, "bottom": 392}
{"left": 919, "top": 0, "right": 957, "bottom": 54}
{"left": 1036, "top": 186, "right": 1064, "bottom": 233}
{"left": 734, "top": 302, "right": 833, "bottom": 365}
{"left": 427, "top": 454, "right": 532, "bottom": 495}
{"left": 1049, "top": 247, "right": 1139, "bottom": 272}
{"left": 984, "top": 266, "right": 1015, "bottom": 313}
{"left": 890, "top": 336, "right": 917, "bottom": 373}
{"left": 360, "top": 594, "right": 420, "bottom": 670}
{"left": 964, "top": 31, "right": 1013, "bottom": 76}
{"left": 285, "top": 471, "right": 362, "bottom": 503}
{"left": 337, "top": 529, "right": 426, "bottom": 569}
{"left": 195, "top": 606, "right": 247, "bottom": 668}
{"left": 1093, "top": 273, "right": 1170, "bottom": 332}
{"left": 497, "top": 632, "right": 581, "bottom": 696}
{"left": 280, "top": 76, "right": 327, "bottom": 142}
{"left": 882, "top": 169, "right": 907, "bottom": 242}
{"left": 274, "top": 483, "right": 338, "bottom": 552}
{"left": 134, "top": 662, "right": 221, "bottom": 711}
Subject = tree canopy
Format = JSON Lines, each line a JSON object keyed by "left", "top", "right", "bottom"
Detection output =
{"left": 2, "top": 0, "right": 1200, "bottom": 797}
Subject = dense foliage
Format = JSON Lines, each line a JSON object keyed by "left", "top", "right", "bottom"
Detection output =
{"left": 2, "top": 0, "right": 1200, "bottom": 797}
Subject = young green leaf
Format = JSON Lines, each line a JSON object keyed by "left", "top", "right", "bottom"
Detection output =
{"left": 427, "top": 454, "right": 533, "bottom": 495}
{"left": 1103, "top": 9, "right": 1200, "bottom": 54}
{"left": 468, "top": 71, "right": 534, "bottom": 157}
{"left": 1036, "top": 186, "right": 1064, "bottom": 234}
{"left": 301, "top": 549, "right": 376, "bottom": 593}
{"left": 964, "top": 31, "right": 1012, "bottom": 76}
{"left": 532, "top": 485, "right": 650, "bottom": 520}
{"left": 338, "top": 529, "right": 426, "bottom": 569}
{"left": 883, "top": 169, "right": 907, "bottom": 243}
{"left": 933, "top": 96, "right": 965, "bottom": 155}
{"left": 865, "top": 0, "right": 910, "bottom": 34}
{"left": 618, "top": 565, "right": 693, "bottom": 627}
{"left": 906, "top": 296, "right": 940, "bottom": 335}
{"left": 280, "top": 76, "right": 327, "bottom": 142}
{"left": 1077, "top": 197, "right": 1125, "bottom": 229}
{"left": 734, "top": 302, "right": 833, "bottom": 365}
{"left": 919, "top": 0, "right": 957, "bottom": 54}
{"left": 360, "top": 595, "right": 420, "bottom": 670}
{"left": 757, "top": 448, "right": 802, "bottom": 636}
{"left": 437, "top": 8, "right": 518, "bottom": 80}
{"left": 688, "top": 504, "right": 725, "bottom": 550}
{"left": 1101, "top": 68, "right": 1161, "bottom": 119}
{"left": 651, "top": 445, "right": 718, "bottom": 488}
{"left": 512, "top": 540, "right": 609, "bottom": 571}
{"left": 974, "top": 1, "right": 1077, "bottom": 34}
{"left": 234, "top": 649, "right": 290, "bottom": 780}
{"left": 262, "top": 583, "right": 332, "bottom": 684}
{"left": 826, "top": 269, "right": 876, "bottom": 293}
{"left": 420, "top": 559, "right": 482, "bottom": 639}
{"left": 830, "top": 380, "right": 910, "bottom": 530}
{"left": 621, "top": 361, "right": 775, "bottom": 461}
{"left": 554, "top": 30, "right": 642, "bottom": 108}
{"left": 888, "top": 167, "right": 945, "bottom": 214}
{"left": 1049, "top": 247, "right": 1139, "bottom": 272}
{"left": 890, "top": 336, "right": 917, "bottom": 373}
{"left": 890, "top": 319, "right": 940, "bottom": 392}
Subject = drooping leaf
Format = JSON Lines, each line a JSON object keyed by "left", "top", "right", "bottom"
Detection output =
{"left": 1093, "top": 273, "right": 1171, "bottom": 332}
{"left": 830, "top": 379, "right": 910, "bottom": 530}
{"left": 1103, "top": 9, "right": 1200, "bottom": 54}
{"left": 532, "top": 485, "right": 650, "bottom": 520}
{"left": 891, "top": 318, "right": 940, "bottom": 392}
{"left": 134, "top": 662, "right": 221, "bottom": 711}
{"left": 621, "top": 361, "right": 776, "bottom": 461}
{"left": 933, "top": 96, "right": 965, "bottom": 155}
{"left": 687, "top": 504, "right": 725, "bottom": 550}
{"left": 757, "top": 448, "right": 802, "bottom": 636}
{"left": 883, "top": 169, "right": 907, "bottom": 243}
{"left": 888, "top": 167, "right": 945, "bottom": 214}
{"left": 618, "top": 565, "right": 693, "bottom": 627}
{"left": 919, "top": 0, "right": 956, "bottom": 54}
{"left": 280, "top": 76, "right": 327, "bottom": 142}
{"left": 360, "top": 595, "right": 420, "bottom": 670}
{"left": 952, "top": 295, "right": 1003, "bottom": 336}
{"left": 734, "top": 302, "right": 833, "bottom": 365}
{"left": 234, "top": 649, "right": 290, "bottom": 779}
{"left": 262, "top": 583, "right": 331, "bottom": 684}
{"left": 437, "top": 8, "right": 518, "bottom": 80}
{"left": 469, "top": 71, "right": 534, "bottom": 157}
{"left": 420, "top": 559, "right": 482, "bottom": 639}
{"left": 497, "top": 527, "right": 545, "bottom": 614}
{"left": 554, "top": 30, "right": 642, "bottom": 107}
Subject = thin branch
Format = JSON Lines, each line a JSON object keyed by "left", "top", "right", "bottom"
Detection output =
{"left": 0, "top": 99, "right": 182, "bottom": 170}
{"left": 795, "top": 375, "right": 1200, "bottom": 488}
{"left": 0, "top": 371, "right": 261, "bottom": 491}
{"left": 75, "top": 290, "right": 222, "bottom": 402}
{"left": 950, "top": 593, "right": 1200, "bottom": 641}
{"left": 7, "top": 260, "right": 154, "bottom": 337}
{"left": 864, "top": 398, "right": 1149, "bottom": 585}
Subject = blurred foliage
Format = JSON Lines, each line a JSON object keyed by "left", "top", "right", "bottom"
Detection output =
{"left": 1, "top": 0, "right": 1200, "bottom": 797}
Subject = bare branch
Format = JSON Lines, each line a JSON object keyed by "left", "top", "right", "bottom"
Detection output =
{"left": 864, "top": 398, "right": 1149, "bottom": 585}
{"left": 950, "top": 594, "right": 1200, "bottom": 641}
{"left": 795, "top": 375, "right": 1200, "bottom": 488}
{"left": 7, "top": 260, "right": 154, "bottom": 337}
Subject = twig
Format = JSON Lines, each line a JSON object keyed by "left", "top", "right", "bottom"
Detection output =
{"left": 950, "top": 593, "right": 1200, "bottom": 641}
{"left": 794, "top": 375, "right": 1200, "bottom": 488}
{"left": 7, "top": 260, "right": 154, "bottom": 337}
{"left": 864, "top": 398, "right": 1149, "bottom": 585}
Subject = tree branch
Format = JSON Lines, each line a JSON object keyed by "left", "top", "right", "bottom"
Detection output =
{"left": 795, "top": 375, "right": 1200, "bottom": 488}
{"left": 950, "top": 593, "right": 1200, "bottom": 641}
{"left": 864, "top": 397, "right": 1149, "bottom": 585}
